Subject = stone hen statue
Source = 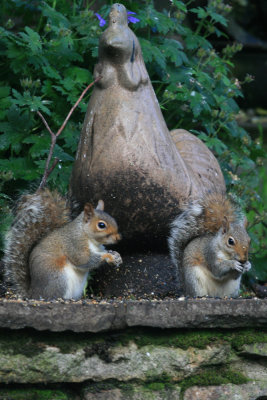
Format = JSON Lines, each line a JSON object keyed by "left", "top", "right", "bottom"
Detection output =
{"left": 70, "top": 3, "right": 225, "bottom": 251}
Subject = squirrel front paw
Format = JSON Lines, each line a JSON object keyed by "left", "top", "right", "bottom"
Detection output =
{"left": 243, "top": 261, "right": 251, "bottom": 272}
{"left": 232, "top": 261, "right": 244, "bottom": 273}
{"left": 232, "top": 260, "right": 251, "bottom": 274}
{"left": 102, "top": 250, "right": 122, "bottom": 266}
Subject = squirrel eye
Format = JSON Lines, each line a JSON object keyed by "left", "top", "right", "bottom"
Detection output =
{"left": 97, "top": 221, "right": 106, "bottom": 230}
{"left": 228, "top": 237, "right": 235, "bottom": 246}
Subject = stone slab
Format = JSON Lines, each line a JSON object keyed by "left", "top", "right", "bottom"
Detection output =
{"left": 183, "top": 382, "right": 267, "bottom": 400}
{"left": 0, "top": 298, "right": 267, "bottom": 332}
{"left": 0, "top": 335, "right": 231, "bottom": 383}
{"left": 83, "top": 386, "right": 181, "bottom": 400}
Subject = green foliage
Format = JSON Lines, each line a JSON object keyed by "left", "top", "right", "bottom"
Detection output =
{"left": 0, "top": 388, "right": 69, "bottom": 400}
{"left": 120, "top": 328, "right": 222, "bottom": 350}
{"left": 117, "top": 327, "right": 267, "bottom": 352}
{"left": 0, "top": 0, "right": 266, "bottom": 280}
{"left": 179, "top": 367, "right": 248, "bottom": 395}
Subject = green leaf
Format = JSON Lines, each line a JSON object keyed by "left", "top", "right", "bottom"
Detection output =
{"left": 53, "top": 144, "right": 74, "bottom": 162}
{"left": 19, "top": 27, "right": 42, "bottom": 53}
{"left": 139, "top": 38, "right": 166, "bottom": 70}
{"left": 23, "top": 134, "right": 51, "bottom": 157}
{"left": 0, "top": 157, "right": 40, "bottom": 180}
{"left": 172, "top": 0, "right": 187, "bottom": 13}
{"left": 161, "top": 39, "right": 187, "bottom": 67}
{"left": 138, "top": 5, "right": 184, "bottom": 35}
{"left": 189, "top": 91, "right": 203, "bottom": 117}
{"left": 60, "top": 123, "right": 80, "bottom": 150}
{"left": 42, "top": 65, "right": 61, "bottom": 80}
{"left": 204, "top": 137, "right": 227, "bottom": 155}
{"left": 0, "top": 88, "right": 12, "bottom": 119}
{"left": 0, "top": 86, "right": 10, "bottom": 98}
{"left": 61, "top": 77, "right": 76, "bottom": 92}
{"left": 184, "top": 30, "right": 212, "bottom": 50}
{"left": 12, "top": 90, "right": 51, "bottom": 115}
{"left": 52, "top": 85, "right": 68, "bottom": 97}
{"left": 64, "top": 67, "right": 92, "bottom": 85}
{"left": 41, "top": 3, "right": 70, "bottom": 28}
{"left": 208, "top": 9, "right": 228, "bottom": 27}
{"left": 190, "top": 7, "right": 208, "bottom": 19}
{"left": 0, "top": 129, "right": 24, "bottom": 154}
{"left": 249, "top": 256, "right": 267, "bottom": 282}
{"left": 0, "top": 106, "right": 34, "bottom": 153}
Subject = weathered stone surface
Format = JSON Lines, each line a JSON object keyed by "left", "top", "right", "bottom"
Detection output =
{"left": 0, "top": 298, "right": 267, "bottom": 332}
{"left": 183, "top": 382, "right": 267, "bottom": 400}
{"left": 233, "top": 358, "right": 267, "bottom": 382}
{"left": 84, "top": 389, "right": 122, "bottom": 400}
{"left": 83, "top": 385, "right": 181, "bottom": 400}
{"left": 124, "top": 298, "right": 267, "bottom": 330}
{"left": 1, "top": 325, "right": 267, "bottom": 396}
{"left": 0, "top": 299, "right": 126, "bottom": 332}
{"left": 0, "top": 335, "right": 231, "bottom": 383}
{"left": 240, "top": 342, "right": 267, "bottom": 358}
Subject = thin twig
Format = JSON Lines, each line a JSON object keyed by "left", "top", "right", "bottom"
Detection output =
{"left": 38, "top": 157, "right": 59, "bottom": 191}
{"left": 38, "top": 135, "right": 56, "bottom": 191}
{"left": 36, "top": 76, "right": 102, "bottom": 191}
{"left": 36, "top": 110, "right": 54, "bottom": 137}
{"left": 56, "top": 76, "right": 102, "bottom": 137}
{"left": 47, "top": 157, "right": 60, "bottom": 175}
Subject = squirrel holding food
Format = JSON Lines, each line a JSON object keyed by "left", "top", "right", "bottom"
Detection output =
{"left": 168, "top": 192, "right": 251, "bottom": 298}
{"left": 3, "top": 189, "right": 122, "bottom": 300}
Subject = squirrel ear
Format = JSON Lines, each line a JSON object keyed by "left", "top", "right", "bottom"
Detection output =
{"left": 83, "top": 203, "right": 94, "bottom": 222}
{"left": 222, "top": 215, "right": 229, "bottom": 234}
{"left": 243, "top": 216, "right": 248, "bottom": 229}
{"left": 96, "top": 200, "right": 104, "bottom": 211}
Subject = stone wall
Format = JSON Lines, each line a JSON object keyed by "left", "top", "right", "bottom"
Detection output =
{"left": 0, "top": 298, "right": 267, "bottom": 400}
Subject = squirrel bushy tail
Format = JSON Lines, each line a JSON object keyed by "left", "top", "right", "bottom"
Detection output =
{"left": 168, "top": 192, "right": 245, "bottom": 281}
{"left": 3, "top": 189, "right": 71, "bottom": 296}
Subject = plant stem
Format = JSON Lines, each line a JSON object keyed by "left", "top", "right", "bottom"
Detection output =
{"left": 56, "top": 76, "right": 101, "bottom": 138}
{"left": 37, "top": 75, "right": 102, "bottom": 191}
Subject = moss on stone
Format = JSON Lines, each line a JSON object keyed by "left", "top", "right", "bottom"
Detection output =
{"left": 0, "top": 388, "right": 68, "bottom": 400}
{"left": 117, "top": 328, "right": 224, "bottom": 349}
{"left": 83, "top": 365, "right": 248, "bottom": 398}
{"left": 0, "top": 329, "right": 107, "bottom": 358}
{"left": 0, "top": 327, "right": 267, "bottom": 368}
{"left": 83, "top": 380, "right": 137, "bottom": 394}
{"left": 179, "top": 366, "right": 249, "bottom": 396}
{"left": 0, "top": 330, "right": 69, "bottom": 357}
{"left": 83, "top": 380, "right": 181, "bottom": 398}
{"left": 116, "top": 327, "right": 267, "bottom": 352}
{"left": 229, "top": 329, "right": 267, "bottom": 351}
{"left": 146, "top": 382, "right": 166, "bottom": 391}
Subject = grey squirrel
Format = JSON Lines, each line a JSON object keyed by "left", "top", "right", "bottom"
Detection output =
{"left": 168, "top": 192, "right": 251, "bottom": 297}
{"left": 3, "top": 189, "right": 122, "bottom": 300}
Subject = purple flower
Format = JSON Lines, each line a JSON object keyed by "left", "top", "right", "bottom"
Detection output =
{"left": 95, "top": 10, "right": 139, "bottom": 27}
{"left": 127, "top": 11, "right": 140, "bottom": 24}
{"left": 95, "top": 13, "right": 106, "bottom": 27}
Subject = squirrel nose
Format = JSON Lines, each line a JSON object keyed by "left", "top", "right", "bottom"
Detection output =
{"left": 240, "top": 255, "right": 248, "bottom": 264}
{"left": 116, "top": 233, "right": 122, "bottom": 241}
